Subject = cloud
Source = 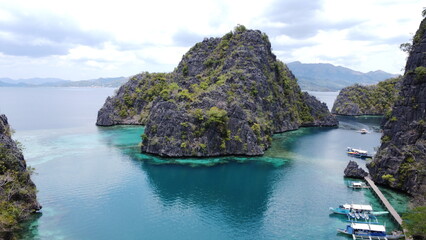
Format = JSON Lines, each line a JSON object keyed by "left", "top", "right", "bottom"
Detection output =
{"left": 267, "top": 0, "right": 323, "bottom": 23}
{"left": 0, "top": 6, "right": 110, "bottom": 57}
{"left": 346, "top": 28, "right": 411, "bottom": 46}
{"left": 0, "top": 0, "right": 422, "bottom": 80}
{"left": 260, "top": 0, "right": 364, "bottom": 40}
{"left": 172, "top": 30, "right": 204, "bottom": 47}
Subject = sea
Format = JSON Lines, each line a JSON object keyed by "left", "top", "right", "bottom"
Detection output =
{"left": 0, "top": 87, "right": 409, "bottom": 240}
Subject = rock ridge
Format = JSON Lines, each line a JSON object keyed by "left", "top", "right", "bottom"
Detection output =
{"left": 97, "top": 26, "right": 338, "bottom": 157}
{"left": 367, "top": 18, "right": 426, "bottom": 205}
{"left": 331, "top": 77, "right": 401, "bottom": 116}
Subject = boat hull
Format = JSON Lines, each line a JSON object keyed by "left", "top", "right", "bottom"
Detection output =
{"left": 337, "top": 229, "right": 404, "bottom": 239}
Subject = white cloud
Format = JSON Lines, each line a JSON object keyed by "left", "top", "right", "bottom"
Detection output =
{"left": 0, "top": 0, "right": 424, "bottom": 79}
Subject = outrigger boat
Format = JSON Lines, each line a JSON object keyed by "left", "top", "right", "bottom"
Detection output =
{"left": 337, "top": 223, "right": 404, "bottom": 239}
{"left": 347, "top": 181, "right": 370, "bottom": 189}
{"left": 347, "top": 147, "right": 373, "bottom": 159}
{"left": 330, "top": 204, "right": 389, "bottom": 218}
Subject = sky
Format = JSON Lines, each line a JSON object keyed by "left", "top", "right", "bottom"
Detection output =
{"left": 0, "top": 0, "right": 423, "bottom": 80}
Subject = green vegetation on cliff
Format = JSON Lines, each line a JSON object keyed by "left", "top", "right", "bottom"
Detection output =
{"left": 403, "top": 206, "right": 426, "bottom": 239}
{"left": 97, "top": 26, "right": 337, "bottom": 157}
{"left": 367, "top": 12, "right": 426, "bottom": 206}
{"left": 0, "top": 115, "right": 40, "bottom": 235}
{"left": 331, "top": 76, "right": 401, "bottom": 115}
{"left": 0, "top": 145, "right": 38, "bottom": 232}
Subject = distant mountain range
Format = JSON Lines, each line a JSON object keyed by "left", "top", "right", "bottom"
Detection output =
{"left": 0, "top": 62, "right": 398, "bottom": 91}
{"left": 287, "top": 61, "right": 399, "bottom": 91}
{"left": 0, "top": 77, "right": 128, "bottom": 88}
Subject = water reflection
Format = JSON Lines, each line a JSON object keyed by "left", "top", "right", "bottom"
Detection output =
{"left": 96, "top": 125, "right": 287, "bottom": 233}
{"left": 141, "top": 162, "right": 276, "bottom": 225}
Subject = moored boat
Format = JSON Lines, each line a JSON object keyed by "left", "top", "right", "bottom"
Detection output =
{"left": 329, "top": 203, "right": 389, "bottom": 216}
{"left": 347, "top": 147, "right": 373, "bottom": 159}
{"left": 347, "top": 181, "right": 370, "bottom": 189}
{"left": 337, "top": 223, "right": 404, "bottom": 239}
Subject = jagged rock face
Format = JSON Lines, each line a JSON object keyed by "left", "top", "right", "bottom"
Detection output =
{"left": 367, "top": 18, "right": 426, "bottom": 204}
{"left": 97, "top": 27, "right": 338, "bottom": 157}
{"left": 302, "top": 92, "right": 338, "bottom": 127}
{"left": 344, "top": 161, "right": 368, "bottom": 178}
{"left": 332, "top": 77, "right": 401, "bottom": 116}
{"left": 0, "top": 115, "right": 26, "bottom": 171}
{"left": 0, "top": 114, "right": 41, "bottom": 233}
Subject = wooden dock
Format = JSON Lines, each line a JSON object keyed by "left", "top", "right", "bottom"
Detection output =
{"left": 364, "top": 176, "right": 403, "bottom": 226}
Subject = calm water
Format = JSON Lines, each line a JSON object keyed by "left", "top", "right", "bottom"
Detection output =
{"left": 0, "top": 88, "right": 408, "bottom": 239}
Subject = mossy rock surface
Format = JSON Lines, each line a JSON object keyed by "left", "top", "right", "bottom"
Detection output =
{"left": 97, "top": 26, "right": 338, "bottom": 157}
{"left": 0, "top": 114, "right": 41, "bottom": 235}
{"left": 331, "top": 77, "right": 401, "bottom": 116}
{"left": 367, "top": 18, "right": 426, "bottom": 205}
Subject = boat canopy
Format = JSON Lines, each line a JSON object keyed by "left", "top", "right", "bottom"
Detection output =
{"left": 342, "top": 204, "right": 351, "bottom": 209}
{"left": 352, "top": 148, "right": 368, "bottom": 154}
{"left": 353, "top": 182, "right": 363, "bottom": 186}
{"left": 347, "top": 147, "right": 368, "bottom": 154}
{"left": 351, "top": 223, "right": 386, "bottom": 232}
{"left": 369, "top": 225, "right": 386, "bottom": 232}
{"left": 351, "top": 204, "right": 373, "bottom": 211}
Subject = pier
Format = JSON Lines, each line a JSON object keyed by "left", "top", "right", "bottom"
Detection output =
{"left": 364, "top": 176, "right": 403, "bottom": 226}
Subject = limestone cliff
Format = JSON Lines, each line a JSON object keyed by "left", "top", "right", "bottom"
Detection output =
{"left": 97, "top": 26, "right": 338, "bottom": 157}
{"left": 367, "top": 18, "right": 426, "bottom": 205}
{"left": 331, "top": 77, "right": 401, "bottom": 116}
{"left": 0, "top": 114, "right": 41, "bottom": 234}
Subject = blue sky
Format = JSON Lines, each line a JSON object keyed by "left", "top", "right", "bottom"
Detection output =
{"left": 0, "top": 0, "right": 423, "bottom": 80}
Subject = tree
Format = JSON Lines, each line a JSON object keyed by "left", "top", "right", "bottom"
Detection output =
{"left": 422, "top": 7, "right": 426, "bottom": 18}
{"left": 400, "top": 42, "right": 412, "bottom": 54}
{"left": 403, "top": 206, "right": 426, "bottom": 239}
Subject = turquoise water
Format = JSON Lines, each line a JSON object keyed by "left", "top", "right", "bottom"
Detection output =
{"left": 0, "top": 88, "right": 409, "bottom": 239}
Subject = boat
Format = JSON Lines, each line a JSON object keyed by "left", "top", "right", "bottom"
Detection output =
{"left": 347, "top": 181, "right": 370, "bottom": 189}
{"left": 337, "top": 223, "right": 404, "bottom": 239}
{"left": 357, "top": 128, "right": 369, "bottom": 134}
{"left": 329, "top": 204, "right": 389, "bottom": 217}
{"left": 347, "top": 147, "right": 373, "bottom": 159}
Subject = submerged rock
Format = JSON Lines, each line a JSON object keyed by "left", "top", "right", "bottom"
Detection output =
{"left": 367, "top": 18, "right": 426, "bottom": 205}
{"left": 0, "top": 114, "right": 41, "bottom": 234}
{"left": 344, "top": 161, "right": 368, "bottom": 178}
{"left": 97, "top": 26, "right": 338, "bottom": 157}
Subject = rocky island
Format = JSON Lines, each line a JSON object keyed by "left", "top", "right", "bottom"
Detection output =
{"left": 0, "top": 114, "right": 41, "bottom": 236}
{"left": 97, "top": 26, "right": 338, "bottom": 157}
{"left": 367, "top": 17, "right": 426, "bottom": 205}
{"left": 331, "top": 76, "right": 401, "bottom": 116}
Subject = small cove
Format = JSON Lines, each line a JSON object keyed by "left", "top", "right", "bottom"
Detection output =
{"left": 0, "top": 88, "right": 409, "bottom": 239}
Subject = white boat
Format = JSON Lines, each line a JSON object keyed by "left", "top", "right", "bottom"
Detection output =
{"left": 347, "top": 181, "right": 370, "bottom": 189}
{"left": 357, "top": 129, "right": 369, "bottom": 134}
{"left": 329, "top": 204, "right": 389, "bottom": 217}
{"left": 347, "top": 147, "right": 368, "bottom": 155}
{"left": 347, "top": 147, "right": 372, "bottom": 158}
{"left": 337, "top": 223, "right": 404, "bottom": 239}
